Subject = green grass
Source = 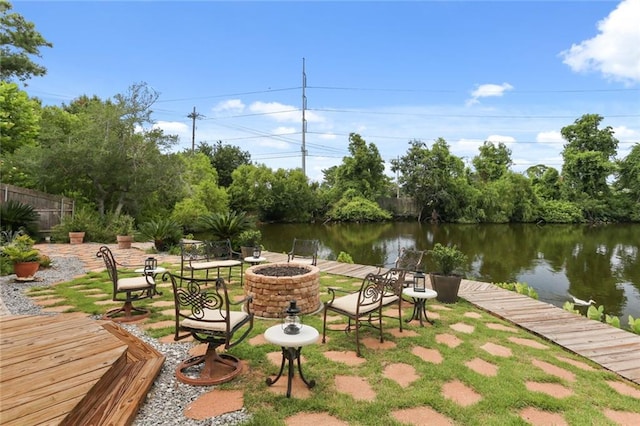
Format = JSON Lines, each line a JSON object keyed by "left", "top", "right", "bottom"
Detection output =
{"left": 27, "top": 267, "right": 640, "bottom": 425}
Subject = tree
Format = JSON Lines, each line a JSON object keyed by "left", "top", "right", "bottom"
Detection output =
{"left": 331, "top": 133, "right": 390, "bottom": 201}
{"left": 614, "top": 144, "right": 640, "bottom": 220}
{"left": 526, "top": 165, "right": 561, "bottom": 201}
{"left": 196, "top": 141, "right": 251, "bottom": 188}
{"left": 391, "top": 138, "right": 467, "bottom": 222}
{"left": 472, "top": 141, "right": 512, "bottom": 182}
{"left": 0, "top": 81, "right": 40, "bottom": 154}
{"left": 0, "top": 0, "right": 52, "bottom": 82}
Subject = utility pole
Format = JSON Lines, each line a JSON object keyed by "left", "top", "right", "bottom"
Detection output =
{"left": 301, "top": 58, "right": 307, "bottom": 177}
{"left": 187, "top": 106, "right": 203, "bottom": 152}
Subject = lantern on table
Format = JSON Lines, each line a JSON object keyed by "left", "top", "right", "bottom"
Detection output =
{"left": 283, "top": 300, "right": 302, "bottom": 335}
{"left": 253, "top": 247, "right": 262, "bottom": 259}
{"left": 413, "top": 271, "right": 426, "bottom": 292}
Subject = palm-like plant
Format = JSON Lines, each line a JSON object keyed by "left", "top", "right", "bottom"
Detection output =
{"left": 0, "top": 201, "right": 39, "bottom": 236}
{"left": 138, "top": 218, "right": 182, "bottom": 251}
{"left": 199, "top": 211, "right": 252, "bottom": 241}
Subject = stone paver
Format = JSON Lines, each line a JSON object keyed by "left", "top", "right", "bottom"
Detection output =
{"left": 531, "top": 359, "right": 576, "bottom": 382}
{"left": 323, "top": 350, "right": 366, "bottom": 366}
{"left": 436, "top": 333, "right": 462, "bottom": 348}
{"left": 412, "top": 346, "right": 443, "bottom": 364}
{"left": 555, "top": 356, "right": 595, "bottom": 371}
{"left": 464, "top": 312, "right": 483, "bottom": 319}
{"left": 388, "top": 328, "right": 419, "bottom": 338}
{"left": 465, "top": 357, "right": 498, "bottom": 377}
{"left": 525, "top": 381, "right": 574, "bottom": 398}
{"left": 383, "top": 363, "right": 418, "bottom": 388}
{"left": 334, "top": 375, "right": 376, "bottom": 401}
{"left": 519, "top": 407, "right": 568, "bottom": 426}
{"left": 391, "top": 407, "right": 454, "bottom": 426}
{"left": 481, "top": 342, "right": 512, "bottom": 357}
{"left": 509, "top": 336, "right": 549, "bottom": 350}
{"left": 606, "top": 380, "right": 640, "bottom": 399}
{"left": 442, "top": 380, "right": 482, "bottom": 406}
{"left": 486, "top": 323, "right": 519, "bottom": 333}
{"left": 184, "top": 389, "right": 243, "bottom": 420}
{"left": 450, "top": 322, "right": 475, "bottom": 334}
{"left": 361, "top": 337, "right": 397, "bottom": 351}
{"left": 285, "top": 412, "right": 348, "bottom": 426}
{"left": 603, "top": 409, "right": 640, "bottom": 425}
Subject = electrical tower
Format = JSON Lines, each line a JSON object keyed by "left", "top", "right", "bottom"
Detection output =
{"left": 187, "top": 106, "right": 203, "bottom": 152}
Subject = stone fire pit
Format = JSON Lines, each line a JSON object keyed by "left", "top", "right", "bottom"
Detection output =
{"left": 244, "top": 263, "right": 321, "bottom": 318}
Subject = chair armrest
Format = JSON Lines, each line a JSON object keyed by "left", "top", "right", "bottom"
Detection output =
{"left": 230, "top": 295, "right": 253, "bottom": 306}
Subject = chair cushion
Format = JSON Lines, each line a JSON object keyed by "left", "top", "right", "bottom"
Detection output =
{"left": 182, "top": 309, "right": 249, "bottom": 332}
{"left": 330, "top": 293, "right": 398, "bottom": 316}
{"left": 117, "top": 276, "right": 154, "bottom": 291}
{"left": 290, "top": 257, "right": 315, "bottom": 265}
{"left": 186, "top": 260, "right": 241, "bottom": 270}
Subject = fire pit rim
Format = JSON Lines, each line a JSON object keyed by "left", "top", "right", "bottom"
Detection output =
{"left": 245, "top": 262, "right": 319, "bottom": 279}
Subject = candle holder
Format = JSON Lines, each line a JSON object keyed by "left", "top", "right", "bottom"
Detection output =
{"left": 283, "top": 300, "right": 302, "bottom": 335}
{"left": 413, "top": 271, "right": 426, "bottom": 292}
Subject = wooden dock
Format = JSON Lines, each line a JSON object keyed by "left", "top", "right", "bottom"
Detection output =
{"left": 262, "top": 251, "right": 640, "bottom": 385}
{"left": 0, "top": 314, "right": 164, "bottom": 425}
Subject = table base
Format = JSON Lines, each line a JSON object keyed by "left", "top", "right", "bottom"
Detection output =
{"left": 266, "top": 346, "right": 316, "bottom": 398}
{"left": 406, "top": 298, "right": 434, "bottom": 326}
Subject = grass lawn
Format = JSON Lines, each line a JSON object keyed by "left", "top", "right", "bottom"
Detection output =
{"left": 27, "top": 266, "right": 640, "bottom": 425}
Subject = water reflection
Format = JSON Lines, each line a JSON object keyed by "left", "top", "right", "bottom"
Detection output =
{"left": 259, "top": 222, "right": 640, "bottom": 326}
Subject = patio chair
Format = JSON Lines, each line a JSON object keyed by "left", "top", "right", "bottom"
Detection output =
{"left": 287, "top": 238, "right": 319, "bottom": 266}
{"left": 96, "top": 245, "right": 157, "bottom": 322}
{"left": 180, "top": 239, "right": 243, "bottom": 284}
{"left": 322, "top": 268, "right": 402, "bottom": 356}
{"left": 393, "top": 248, "right": 426, "bottom": 288}
{"left": 168, "top": 272, "right": 254, "bottom": 385}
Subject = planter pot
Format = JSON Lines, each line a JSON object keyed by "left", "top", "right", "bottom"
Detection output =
{"left": 117, "top": 235, "right": 134, "bottom": 249}
{"left": 69, "top": 232, "right": 85, "bottom": 245}
{"left": 430, "top": 273, "right": 462, "bottom": 303}
{"left": 13, "top": 261, "right": 40, "bottom": 279}
{"left": 241, "top": 246, "right": 261, "bottom": 259}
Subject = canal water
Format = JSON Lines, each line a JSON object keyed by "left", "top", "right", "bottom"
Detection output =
{"left": 258, "top": 222, "right": 640, "bottom": 326}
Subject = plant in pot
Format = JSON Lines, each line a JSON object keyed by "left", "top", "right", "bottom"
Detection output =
{"left": 1, "top": 234, "right": 41, "bottom": 279}
{"left": 138, "top": 218, "right": 183, "bottom": 252}
{"left": 112, "top": 214, "right": 136, "bottom": 249}
{"left": 237, "top": 229, "right": 262, "bottom": 259}
{"left": 428, "top": 243, "right": 468, "bottom": 303}
{"left": 61, "top": 208, "right": 94, "bottom": 244}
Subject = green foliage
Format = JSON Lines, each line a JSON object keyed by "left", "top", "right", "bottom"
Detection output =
{"left": 0, "top": 1, "right": 53, "bottom": 82}
{"left": 563, "top": 301, "right": 580, "bottom": 314}
{"left": 587, "top": 304, "right": 604, "bottom": 321}
{"left": 629, "top": 315, "right": 640, "bottom": 335}
{"left": 236, "top": 229, "right": 262, "bottom": 248}
{"left": 494, "top": 282, "right": 539, "bottom": 299}
{"left": 50, "top": 207, "right": 101, "bottom": 242}
{"left": 336, "top": 251, "right": 354, "bottom": 264}
{"left": 196, "top": 141, "right": 251, "bottom": 188}
{"left": 428, "top": 243, "right": 467, "bottom": 276}
{"left": 199, "top": 210, "right": 251, "bottom": 241}
{"left": 327, "top": 191, "right": 392, "bottom": 222}
{"left": 0, "top": 81, "right": 41, "bottom": 154}
{"left": 538, "top": 199, "right": 584, "bottom": 223}
{"left": 0, "top": 200, "right": 39, "bottom": 236}
{"left": 472, "top": 141, "right": 512, "bottom": 182}
{"left": 108, "top": 212, "right": 135, "bottom": 236}
{"left": 605, "top": 314, "right": 620, "bottom": 329}
{"left": 138, "top": 218, "right": 182, "bottom": 252}
{"left": 1, "top": 234, "right": 39, "bottom": 262}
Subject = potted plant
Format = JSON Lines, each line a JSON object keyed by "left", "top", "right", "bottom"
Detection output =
{"left": 138, "top": 218, "right": 183, "bottom": 252}
{"left": 112, "top": 214, "right": 136, "bottom": 249}
{"left": 1, "top": 234, "right": 41, "bottom": 279}
{"left": 62, "top": 208, "right": 93, "bottom": 244}
{"left": 237, "top": 229, "right": 262, "bottom": 259}
{"left": 428, "top": 243, "right": 468, "bottom": 303}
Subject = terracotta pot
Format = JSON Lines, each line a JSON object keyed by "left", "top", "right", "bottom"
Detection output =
{"left": 117, "top": 235, "right": 133, "bottom": 249}
{"left": 430, "top": 273, "right": 462, "bottom": 303}
{"left": 69, "top": 231, "right": 85, "bottom": 245}
{"left": 13, "top": 261, "right": 40, "bottom": 279}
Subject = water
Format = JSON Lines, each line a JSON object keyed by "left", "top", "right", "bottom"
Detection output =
{"left": 259, "top": 222, "right": 640, "bottom": 326}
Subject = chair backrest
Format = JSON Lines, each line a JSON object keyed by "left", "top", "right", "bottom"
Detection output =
{"left": 356, "top": 271, "right": 398, "bottom": 312}
{"left": 168, "top": 273, "right": 252, "bottom": 345}
{"left": 205, "top": 239, "right": 236, "bottom": 260}
{"left": 289, "top": 238, "right": 319, "bottom": 263}
{"left": 96, "top": 245, "right": 119, "bottom": 286}
{"left": 395, "top": 248, "right": 425, "bottom": 272}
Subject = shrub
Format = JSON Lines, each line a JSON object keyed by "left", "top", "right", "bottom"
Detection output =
{"left": 1, "top": 234, "right": 40, "bottom": 262}
{"left": 336, "top": 251, "right": 354, "bottom": 264}
{"left": 51, "top": 207, "right": 101, "bottom": 242}
{"left": 428, "top": 243, "right": 467, "bottom": 276}
{"left": 0, "top": 200, "right": 39, "bottom": 236}
{"left": 236, "top": 229, "right": 262, "bottom": 248}
{"left": 327, "top": 195, "right": 392, "bottom": 222}
{"left": 138, "top": 218, "right": 182, "bottom": 251}
{"left": 199, "top": 211, "right": 251, "bottom": 241}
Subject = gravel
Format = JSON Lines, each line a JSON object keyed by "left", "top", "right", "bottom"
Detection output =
{"left": 0, "top": 256, "right": 251, "bottom": 426}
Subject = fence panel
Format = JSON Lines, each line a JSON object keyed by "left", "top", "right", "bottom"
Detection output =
{"left": 0, "top": 184, "right": 74, "bottom": 233}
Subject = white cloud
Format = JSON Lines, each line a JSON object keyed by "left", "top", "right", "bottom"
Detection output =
{"left": 560, "top": 0, "right": 640, "bottom": 84}
{"left": 318, "top": 132, "right": 337, "bottom": 140}
{"left": 466, "top": 83, "right": 514, "bottom": 106}
{"left": 213, "top": 99, "right": 245, "bottom": 113}
{"left": 259, "top": 139, "right": 291, "bottom": 149}
{"left": 152, "top": 121, "right": 189, "bottom": 134}
{"left": 272, "top": 126, "right": 296, "bottom": 135}
{"left": 486, "top": 134, "right": 516, "bottom": 145}
{"left": 536, "top": 130, "right": 564, "bottom": 144}
{"left": 612, "top": 125, "right": 639, "bottom": 139}
{"left": 248, "top": 101, "right": 325, "bottom": 124}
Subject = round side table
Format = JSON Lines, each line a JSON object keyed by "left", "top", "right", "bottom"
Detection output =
{"left": 402, "top": 287, "right": 438, "bottom": 326}
{"left": 264, "top": 324, "right": 319, "bottom": 398}
{"left": 243, "top": 256, "right": 266, "bottom": 266}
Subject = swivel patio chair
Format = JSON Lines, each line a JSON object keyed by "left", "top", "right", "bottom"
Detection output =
{"left": 287, "top": 238, "right": 319, "bottom": 266}
{"left": 168, "top": 272, "right": 254, "bottom": 385}
{"left": 322, "top": 268, "right": 402, "bottom": 356}
{"left": 393, "top": 248, "right": 426, "bottom": 288}
{"left": 96, "top": 245, "right": 157, "bottom": 322}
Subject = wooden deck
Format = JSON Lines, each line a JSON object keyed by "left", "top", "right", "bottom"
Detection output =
{"left": 262, "top": 251, "right": 640, "bottom": 386}
{"left": 0, "top": 314, "right": 164, "bottom": 425}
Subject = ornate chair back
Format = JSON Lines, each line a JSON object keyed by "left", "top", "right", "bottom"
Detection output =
{"left": 287, "top": 238, "right": 319, "bottom": 265}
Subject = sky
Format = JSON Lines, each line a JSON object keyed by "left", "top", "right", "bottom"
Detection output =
{"left": 12, "top": 0, "right": 640, "bottom": 182}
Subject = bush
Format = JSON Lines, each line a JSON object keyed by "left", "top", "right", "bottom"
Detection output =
{"left": 51, "top": 207, "right": 102, "bottom": 242}
{"left": 539, "top": 200, "right": 584, "bottom": 223}
{"left": 327, "top": 195, "right": 392, "bottom": 222}
{"left": 199, "top": 211, "right": 252, "bottom": 241}
{"left": 138, "top": 218, "right": 182, "bottom": 251}
{"left": 0, "top": 200, "right": 39, "bottom": 237}
{"left": 1, "top": 234, "right": 40, "bottom": 262}
{"left": 428, "top": 243, "right": 467, "bottom": 276}
{"left": 336, "top": 251, "right": 354, "bottom": 264}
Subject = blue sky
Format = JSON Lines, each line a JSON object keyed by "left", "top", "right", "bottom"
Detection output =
{"left": 13, "top": 0, "right": 640, "bottom": 182}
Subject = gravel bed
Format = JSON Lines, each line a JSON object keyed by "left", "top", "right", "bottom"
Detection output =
{"left": 0, "top": 257, "right": 251, "bottom": 426}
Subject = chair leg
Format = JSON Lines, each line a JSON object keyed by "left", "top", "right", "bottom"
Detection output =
{"left": 176, "top": 343, "right": 243, "bottom": 386}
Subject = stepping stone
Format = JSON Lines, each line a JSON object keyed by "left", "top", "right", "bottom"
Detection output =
{"left": 525, "top": 381, "right": 573, "bottom": 398}
{"left": 334, "top": 375, "right": 376, "bottom": 401}
{"left": 286, "top": 412, "right": 348, "bottom": 426}
{"left": 267, "top": 351, "right": 306, "bottom": 367}
{"left": 391, "top": 406, "right": 454, "bottom": 426}
{"left": 141, "top": 320, "right": 174, "bottom": 331}
{"left": 436, "top": 333, "right": 462, "bottom": 348}
{"left": 159, "top": 309, "right": 175, "bottom": 317}
{"left": 430, "top": 305, "right": 452, "bottom": 311}
{"left": 450, "top": 322, "right": 475, "bottom": 334}
{"left": 442, "top": 380, "right": 482, "bottom": 406}
{"left": 412, "top": 346, "right": 443, "bottom": 364}
{"left": 465, "top": 358, "right": 498, "bottom": 377}
{"left": 555, "top": 356, "right": 595, "bottom": 371}
{"left": 33, "top": 298, "right": 66, "bottom": 306}
{"left": 248, "top": 333, "right": 268, "bottom": 346}
{"left": 94, "top": 300, "right": 119, "bottom": 305}
{"left": 361, "top": 337, "right": 396, "bottom": 351}
{"left": 464, "top": 312, "right": 482, "bottom": 319}
{"left": 267, "top": 374, "right": 314, "bottom": 399}
{"left": 508, "top": 336, "right": 548, "bottom": 350}
{"left": 388, "top": 328, "right": 419, "bottom": 338}
{"left": 427, "top": 310, "right": 440, "bottom": 320}
{"left": 603, "top": 409, "right": 640, "bottom": 425}
{"left": 323, "top": 350, "right": 366, "bottom": 366}
{"left": 531, "top": 359, "right": 575, "bottom": 382}
{"left": 606, "top": 380, "right": 640, "bottom": 399}
{"left": 184, "top": 389, "right": 243, "bottom": 420}
{"left": 480, "top": 342, "right": 512, "bottom": 357}
{"left": 325, "top": 315, "right": 343, "bottom": 323}
{"left": 383, "top": 363, "right": 418, "bottom": 388}
{"left": 42, "top": 305, "right": 75, "bottom": 313}
{"left": 486, "top": 323, "right": 519, "bottom": 333}
{"left": 519, "top": 407, "right": 568, "bottom": 426}
{"left": 151, "top": 300, "right": 175, "bottom": 307}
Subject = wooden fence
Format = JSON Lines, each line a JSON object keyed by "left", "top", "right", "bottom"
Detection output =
{"left": 0, "top": 184, "right": 74, "bottom": 234}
